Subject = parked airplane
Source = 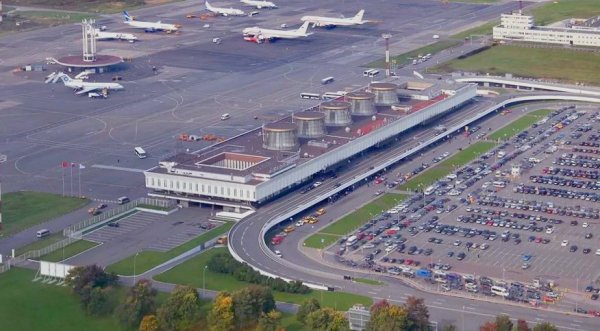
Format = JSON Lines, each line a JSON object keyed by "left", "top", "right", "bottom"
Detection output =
{"left": 240, "top": 0, "right": 277, "bottom": 9}
{"left": 301, "top": 10, "right": 369, "bottom": 27}
{"left": 122, "top": 11, "right": 180, "bottom": 32}
{"left": 46, "top": 72, "right": 124, "bottom": 95}
{"left": 243, "top": 21, "right": 312, "bottom": 43}
{"left": 95, "top": 29, "right": 138, "bottom": 42}
{"left": 205, "top": 1, "right": 245, "bottom": 16}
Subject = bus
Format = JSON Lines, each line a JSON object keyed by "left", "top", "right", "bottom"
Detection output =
{"left": 345, "top": 235, "right": 358, "bottom": 246}
{"left": 492, "top": 181, "right": 506, "bottom": 188}
{"left": 363, "top": 69, "right": 380, "bottom": 77}
{"left": 300, "top": 92, "right": 321, "bottom": 100}
{"left": 321, "top": 92, "right": 343, "bottom": 100}
{"left": 134, "top": 147, "right": 147, "bottom": 159}
{"left": 321, "top": 76, "right": 334, "bottom": 85}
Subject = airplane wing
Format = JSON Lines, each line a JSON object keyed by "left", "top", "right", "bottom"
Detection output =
{"left": 75, "top": 87, "right": 97, "bottom": 95}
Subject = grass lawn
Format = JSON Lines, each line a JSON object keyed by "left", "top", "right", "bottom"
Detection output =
{"left": 304, "top": 194, "right": 408, "bottom": 249}
{"left": 366, "top": 40, "right": 461, "bottom": 68}
{"left": 106, "top": 222, "right": 232, "bottom": 275}
{"left": 16, "top": 10, "right": 95, "bottom": 24}
{"left": 2, "top": 191, "right": 89, "bottom": 237}
{"left": 303, "top": 233, "right": 341, "bottom": 249}
{"left": 451, "top": 20, "right": 499, "bottom": 39}
{"left": 15, "top": 233, "right": 66, "bottom": 256}
{"left": 531, "top": 0, "right": 600, "bottom": 26}
{"left": 38, "top": 240, "right": 100, "bottom": 262}
{"left": 154, "top": 247, "right": 372, "bottom": 311}
{"left": 488, "top": 109, "right": 551, "bottom": 141}
{"left": 353, "top": 278, "right": 384, "bottom": 286}
{"left": 280, "top": 313, "right": 308, "bottom": 331}
{"left": 399, "top": 141, "right": 497, "bottom": 191}
{"left": 0, "top": 268, "right": 129, "bottom": 331}
{"left": 432, "top": 45, "right": 600, "bottom": 86}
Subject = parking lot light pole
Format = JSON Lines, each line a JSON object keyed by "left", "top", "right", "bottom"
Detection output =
{"left": 0, "top": 154, "right": 6, "bottom": 230}
{"left": 203, "top": 265, "right": 208, "bottom": 298}
{"left": 133, "top": 251, "right": 139, "bottom": 285}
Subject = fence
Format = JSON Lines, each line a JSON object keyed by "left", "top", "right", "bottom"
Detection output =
{"left": 63, "top": 197, "right": 174, "bottom": 237}
{"left": 8, "top": 236, "right": 80, "bottom": 268}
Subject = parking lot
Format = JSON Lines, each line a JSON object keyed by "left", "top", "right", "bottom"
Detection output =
{"left": 67, "top": 208, "right": 217, "bottom": 266}
{"left": 315, "top": 105, "right": 600, "bottom": 312}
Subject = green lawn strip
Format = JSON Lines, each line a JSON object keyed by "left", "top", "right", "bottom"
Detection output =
{"left": 16, "top": 10, "right": 95, "bottom": 24}
{"left": 38, "top": 240, "right": 100, "bottom": 262}
{"left": 366, "top": 40, "right": 461, "bottom": 68}
{"left": 2, "top": 191, "right": 89, "bottom": 237}
{"left": 0, "top": 268, "right": 128, "bottom": 331}
{"left": 488, "top": 109, "right": 551, "bottom": 141}
{"left": 353, "top": 278, "right": 384, "bottom": 286}
{"left": 15, "top": 233, "right": 66, "bottom": 256}
{"left": 432, "top": 45, "right": 600, "bottom": 86}
{"left": 531, "top": 0, "right": 600, "bottom": 26}
{"left": 451, "top": 20, "right": 499, "bottom": 39}
{"left": 399, "top": 141, "right": 497, "bottom": 191}
{"left": 154, "top": 247, "right": 372, "bottom": 311}
{"left": 303, "top": 233, "right": 341, "bottom": 249}
{"left": 106, "top": 222, "right": 233, "bottom": 275}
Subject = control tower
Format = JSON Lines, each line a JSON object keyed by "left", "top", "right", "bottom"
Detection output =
{"left": 53, "top": 19, "right": 123, "bottom": 72}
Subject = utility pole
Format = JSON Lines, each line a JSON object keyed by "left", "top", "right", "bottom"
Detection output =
{"left": 382, "top": 33, "right": 392, "bottom": 77}
{"left": 0, "top": 154, "right": 6, "bottom": 230}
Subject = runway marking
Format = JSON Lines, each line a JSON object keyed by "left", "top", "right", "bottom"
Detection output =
{"left": 91, "top": 165, "right": 147, "bottom": 173}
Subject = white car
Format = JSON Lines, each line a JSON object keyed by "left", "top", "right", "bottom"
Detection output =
{"left": 274, "top": 250, "right": 282, "bottom": 257}
{"left": 596, "top": 249, "right": 600, "bottom": 256}
{"left": 385, "top": 244, "right": 397, "bottom": 252}
{"left": 561, "top": 240, "right": 569, "bottom": 247}
{"left": 480, "top": 243, "right": 489, "bottom": 250}
{"left": 313, "top": 181, "right": 323, "bottom": 188}
{"left": 582, "top": 222, "right": 589, "bottom": 228}
{"left": 453, "top": 240, "right": 462, "bottom": 246}
{"left": 295, "top": 220, "right": 305, "bottom": 227}
{"left": 546, "top": 227, "right": 554, "bottom": 234}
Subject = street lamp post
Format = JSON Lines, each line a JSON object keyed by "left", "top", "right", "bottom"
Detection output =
{"left": 203, "top": 265, "right": 208, "bottom": 298}
{"left": 0, "top": 154, "right": 7, "bottom": 231}
{"left": 133, "top": 252, "right": 139, "bottom": 285}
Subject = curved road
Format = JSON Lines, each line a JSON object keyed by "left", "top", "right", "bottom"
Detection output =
{"left": 229, "top": 94, "right": 600, "bottom": 330}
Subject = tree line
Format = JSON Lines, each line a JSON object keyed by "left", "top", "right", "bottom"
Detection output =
{"left": 64, "top": 265, "right": 561, "bottom": 331}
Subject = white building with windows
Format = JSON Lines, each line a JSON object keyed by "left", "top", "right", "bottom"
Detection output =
{"left": 493, "top": 12, "right": 600, "bottom": 47}
{"left": 144, "top": 78, "right": 476, "bottom": 209}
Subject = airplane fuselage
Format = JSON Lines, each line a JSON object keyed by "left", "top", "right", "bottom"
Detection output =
{"left": 124, "top": 20, "right": 179, "bottom": 32}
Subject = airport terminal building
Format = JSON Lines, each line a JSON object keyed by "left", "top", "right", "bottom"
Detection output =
{"left": 144, "top": 78, "right": 476, "bottom": 210}
{"left": 493, "top": 12, "right": 600, "bottom": 47}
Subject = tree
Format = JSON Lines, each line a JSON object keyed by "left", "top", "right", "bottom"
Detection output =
{"left": 65, "top": 265, "right": 118, "bottom": 297}
{"left": 297, "top": 298, "right": 321, "bottom": 323}
{"left": 479, "top": 321, "right": 497, "bottom": 331}
{"left": 157, "top": 285, "right": 202, "bottom": 331}
{"left": 232, "top": 286, "right": 275, "bottom": 329}
{"left": 405, "top": 296, "right": 429, "bottom": 331}
{"left": 516, "top": 319, "right": 530, "bottom": 331}
{"left": 442, "top": 323, "right": 457, "bottom": 331}
{"left": 86, "top": 286, "right": 114, "bottom": 316}
{"left": 208, "top": 292, "right": 235, "bottom": 331}
{"left": 366, "top": 304, "right": 409, "bottom": 331}
{"left": 118, "top": 279, "right": 158, "bottom": 327}
{"left": 533, "top": 322, "right": 558, "bottom": 331}
{"left": 370, "top": 299, "right": 390, "bottom": 314}
{"left": 257, "top": 310, "right": 282, "bottom": 331}
{"left": 139, "top": 315, "right": 159, "bottom": 331}
{"left": 305, "top": 307, "right": 350, "bottom": 331}
{"left": 495, "top": 315, "right": 512, "bottom": 331}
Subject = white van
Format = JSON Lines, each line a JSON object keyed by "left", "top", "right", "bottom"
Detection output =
{"left": 220, "top": 113, "right": 231, "bottom": 120}
{"left": 346, "top": 235, "right": 358, "bottom": 246}
{"left": 134, "top": 147, "right": 147, "bottom": 159}
{"left": 117, "top": 196, "right": 130, "bottom": 205}
{"left": 321, "top": 76, "right": 334, "bottom": 85}
{"left": 491, "top": 286, "right": 509, "bottom": 297}
{"left": 36, "top": 229, "right": 50, "bottom": 238}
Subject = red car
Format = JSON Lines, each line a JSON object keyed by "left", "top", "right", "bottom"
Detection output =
{"left": 535, "top": 237, "right": 542, "bottom": 243}
{"left": 374, "top": 178, "right": 384, "bottom": 184}
{"left": 405, "top": 259, "right": 413, "bottom": 265}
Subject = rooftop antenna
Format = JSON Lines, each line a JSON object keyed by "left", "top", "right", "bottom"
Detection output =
{"left": 519, "top": 0, "right": 523, "bottom": 14}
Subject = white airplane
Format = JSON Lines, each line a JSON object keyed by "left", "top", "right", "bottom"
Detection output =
{"left": 122, "top": 11, "right": 180, "bottom": 33}
{"left": 205, "top": 1, "right": 245, "bottom": 16}
{"left": 240, "top": 0, "right": 277, "bottom": 9}
{"left": 94, "top": 29, "right": 138, "bottom": 42}
{"left": 301, "top": 9, "right": 369, "bottom": 27}
{"left": 243, "top": 21, "right": 312, "bottom": 43}
{"left": 46, "top": 72, "right": 124, "bottom": 95}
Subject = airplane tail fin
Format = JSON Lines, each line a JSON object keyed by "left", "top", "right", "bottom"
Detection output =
{"left": 58, "top": 73, "right": 72, "bottom": 84}
{"left": 123, "top": 11, "right": 133, "bottom": 21}
{"left": 205, "top": 1, "right": 212, "bottom": 10}
{"left": 298, "top": 21, "right": 310, "bottom": 35}
{"left": 354, "top": 9, "right": 365, "bottom": 22}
